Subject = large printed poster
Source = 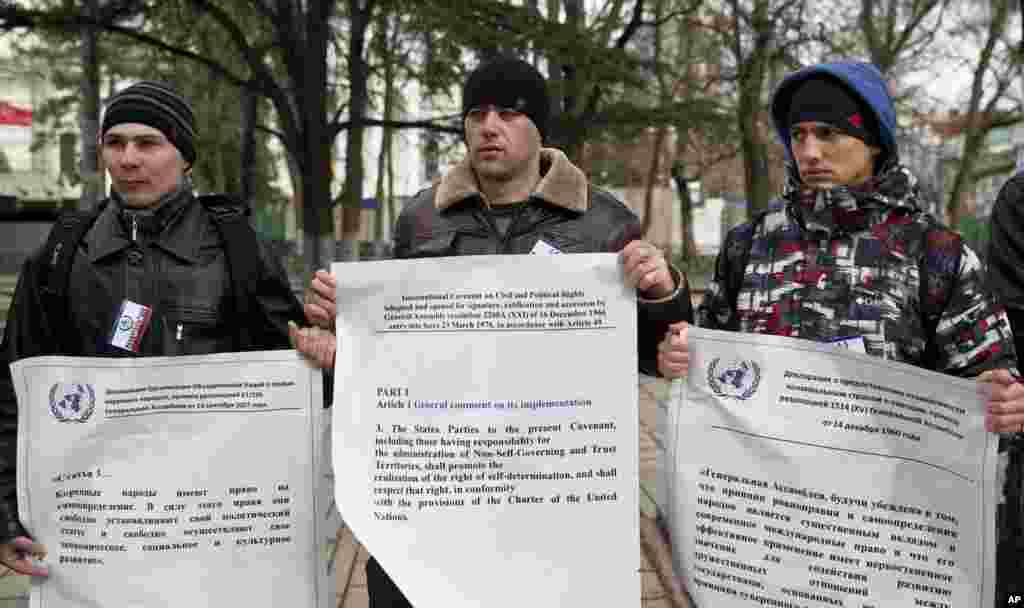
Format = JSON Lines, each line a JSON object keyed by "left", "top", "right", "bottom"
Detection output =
{"left": 331, "top": 253, "right": 640, "bottom": 607}
{"left": 657, "top": 328, "right": 998, "bottom": 608}
{"left": 12, "top": 351, "right": 329, "bottom": 608}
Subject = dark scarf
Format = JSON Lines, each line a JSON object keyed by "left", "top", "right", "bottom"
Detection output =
{"left": 784, "top": 160, "right": 924, "bottom": 238}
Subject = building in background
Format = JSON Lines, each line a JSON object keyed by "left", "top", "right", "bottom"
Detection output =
{"left": 916, "top": 110, "right": 1021, "bottom": 257}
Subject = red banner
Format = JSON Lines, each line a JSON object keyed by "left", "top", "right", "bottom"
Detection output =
{"left": 0, "top": 101, "right": 32, "bottom": 126}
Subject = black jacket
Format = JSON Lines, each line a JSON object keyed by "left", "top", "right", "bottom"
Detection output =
{"left": 0, "top": 189, "right": 303, "bottom": 540}
{"left": 393, "top": 147, "right": 692, "bottom": 376}
{"left": 987, "top": 171, "right": 1024, "bottom": 580}
{"left": 990, "top": 171, "right": 1024, "bottom": 356}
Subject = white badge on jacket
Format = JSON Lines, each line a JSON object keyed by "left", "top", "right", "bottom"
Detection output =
{"left": 828, "top": 335, "right": 866, "bottom": 354}
{"left": 110, "top": 300, "right": 153, "bottom": 352}
{"left": 530, "top": 239, "right": 562, "bottom": 255}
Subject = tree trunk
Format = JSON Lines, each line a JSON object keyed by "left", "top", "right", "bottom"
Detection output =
{"left": 641, "top": 126, "right": 668, "bottom": 238}
{"left": 558, "top": 0, "right": 584, "bottom": 160}
{"left": 239, "top": 88, "right": 258, "bottom": 205}
{"left": 79, "top": 0, "right": 103, "bottom": 211}
{"left": 300, "top": 0, "right": 336, "bottom": 276}
{"left": 946, "top": 131, "right": 985, "bottom": 227}
{"left": 670, "top": 164, "right": 697, "bottom": 262}
{"left": 738, "top": 80, "right": 771, "bottom": 218}
{"left": 373, "top": 13, "right": 394, "bottom": 247}
{"left": 341, "top": 0, "right": 374, "bottom": 243}
{"left": 421, "top": 32, "right": 440, "bottom": 184}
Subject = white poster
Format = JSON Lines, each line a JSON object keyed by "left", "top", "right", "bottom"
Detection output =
{"left": 332, "top": 253, "right": 640, "bottom": 607}
{"left": 659, "top": 327, "right": 998, "bottom": 608}
{"left": 11, "top": 351, "right": 329, "bottom": 608}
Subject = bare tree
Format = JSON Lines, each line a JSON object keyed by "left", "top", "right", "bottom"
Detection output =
{"left": 943, "top": 0, "right": 1021, "bottom": 224}
{"left": 702, "top": 0, "right": 814, "bottom": 216}
{"left": 859, "top": 0, "right": 951, "bottom": 75}
{"left": 79, "top": 0, "right": 103, "bottom": 211}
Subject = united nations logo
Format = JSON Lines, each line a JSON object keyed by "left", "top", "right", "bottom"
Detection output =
{"left": 49, "top": 383, "right": 96, "bottom": 423}
{"left": 117, "top": 315, "right": 134, "bottom": 332}
{"left": 707, "top": 358, "right": 761, "bottom": 400}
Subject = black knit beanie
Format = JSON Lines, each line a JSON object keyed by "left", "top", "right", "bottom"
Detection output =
{"left": 786, "top": 76, "right": 879, "bottom": 146}
{"left": 462, "top": 57, "right": 550, "bottom": 141}
{"left": 101, "top": 81, "right": 197, "bottom": 166}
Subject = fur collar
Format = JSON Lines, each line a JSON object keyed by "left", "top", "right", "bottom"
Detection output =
{"left": 435, "top": 148, "right": 589, "bottom": 213}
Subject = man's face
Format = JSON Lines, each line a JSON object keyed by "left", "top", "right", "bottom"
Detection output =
{"left": 790, "top": 122, "right": 880, "bottom": 190}
{"left": 101, "top": 123, "right": 187, "bottom": 208}
{"left": 464, "top": 105, "right": 541, "bottom": 183}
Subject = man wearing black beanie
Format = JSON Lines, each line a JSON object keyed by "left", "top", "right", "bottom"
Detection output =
{"left": 0, "top": 81, "right": 305, "bottom": 577}
{"left": 658, "top": 61, "right": 1023, "bottom": 607}
{"left": 291, "top": 55, "right": 695, "bottom": 607}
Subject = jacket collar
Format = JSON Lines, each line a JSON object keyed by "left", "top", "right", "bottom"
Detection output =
{"left": 87, "top": 187, "right": 202, "bottom": 264}
{"left": 785, "top": 162, "right": 921, "bottom": 237}
{"left": 434, "top": 147, "right": 589, "bottom": 213}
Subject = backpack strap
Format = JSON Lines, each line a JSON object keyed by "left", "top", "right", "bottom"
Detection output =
{"left": 198, "top": 194, "right": 261, "bottom": 351}
{"left": 38, "top": 205, "right": 105, "bottom": 353}
{"left": 197, "top": 194, "right": 302, "bottom": 350}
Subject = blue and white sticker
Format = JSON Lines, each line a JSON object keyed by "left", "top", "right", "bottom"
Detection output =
{"left": 530, "top": 239, "right": 562, "bottom": 255}
{"left": 828, "top": 336, "right": 866, "bottom": 354}
{"left": 110, "top": 300, "right": 153, "bottom": 352}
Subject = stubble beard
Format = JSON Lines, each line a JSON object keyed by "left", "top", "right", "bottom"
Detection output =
{"left": 473, "top": 157, "right": 523, "bottom": 183}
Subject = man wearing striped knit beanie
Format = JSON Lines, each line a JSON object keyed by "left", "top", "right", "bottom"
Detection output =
{"left": 99, "top": 80, "right": 198, "bottom": 207}
{"left": 0, "top": 80, "right": 306, "bottom": 584}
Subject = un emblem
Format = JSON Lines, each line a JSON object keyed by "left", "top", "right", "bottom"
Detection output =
{"left": 118, "top": 315, "right": 134, "bottom": 332}
{"left": 707, "top": 358, "right": 761, "bottom": 400}
{"left": 49, "top": 383, "right": 96, "bottom": 423}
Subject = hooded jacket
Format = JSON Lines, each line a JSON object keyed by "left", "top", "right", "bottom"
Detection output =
{"left": 697, "top": 61, "right": 1017, "bottom": 376}
{"left": 771, "top": 62, "right": 898, "bottom": 169}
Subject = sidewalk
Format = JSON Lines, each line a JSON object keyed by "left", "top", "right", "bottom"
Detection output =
{"left": 332, "top": 375, "right": 690, "bottom": 608}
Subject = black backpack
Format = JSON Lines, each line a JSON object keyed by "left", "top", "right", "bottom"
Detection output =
{"left": 36, "top": 194, "right": 303, "bottom": 353}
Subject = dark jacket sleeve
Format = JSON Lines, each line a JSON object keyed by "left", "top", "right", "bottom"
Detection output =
{"left": 392, "top": 189, "right": 448, "bottom": 260}
{"left": 989, "top": 171, "right": 1024, "bottom": 358}
{"left": 0, "top": 253, "right": 55, "bottom": 542}
{"left": 608, "top": 221, "right": 694, "bottom": 377}
{"left": 247, "top": 238, "right": 332, "bottom": 405}
{"left": 248, "top": 238, "right": 304, "bottom": 350}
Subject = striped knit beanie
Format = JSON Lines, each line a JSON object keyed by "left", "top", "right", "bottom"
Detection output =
{"left": 101, "top": 81, "right": 197, "bottom": 165}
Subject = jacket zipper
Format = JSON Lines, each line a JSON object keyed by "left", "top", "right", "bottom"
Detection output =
{"left": 499, "top": 203, "right": 529, "bottom": 254}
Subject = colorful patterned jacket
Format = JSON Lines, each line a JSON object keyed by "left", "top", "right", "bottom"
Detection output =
{"left": 697, "top": 166, "right": 1016, "bottom": 377}
{"left": 698, "top": 60, "right": 1017, "bottom": 377}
